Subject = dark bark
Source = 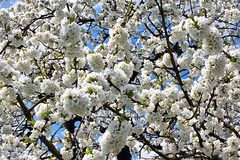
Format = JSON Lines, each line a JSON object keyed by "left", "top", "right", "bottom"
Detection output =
{"left": 117, "top": 145, "right": 132, "bottom": 160}
{"left": 64, "top": 116, "right": 82, "bottom": 133}
{"left": 129, "top": 71, "right": 139, "bottom": 83}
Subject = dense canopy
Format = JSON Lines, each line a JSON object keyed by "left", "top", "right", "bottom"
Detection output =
{"left": 0, "top": 0, "right": 240, "bottom": 159}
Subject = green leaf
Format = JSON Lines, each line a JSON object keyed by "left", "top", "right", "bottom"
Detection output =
{"left": 118, "top": 115, "right": 125, "bottom": 122}
{"left": 89, "top": 77, "right": 98, "bottom": 82}
{"left": 48, "top": 157, "right": 55, "bottom": 160}
{"left": 41, "top": 111, "right": 50, "bottom": 118}
{"left": 193, "top": 21, "right": 200, "bottom": 30}
{"left": 189, "top": 15, "right": 194, "bottom": 21}
{"left": 68, "top": 95, "right": 73, "bottom": 100}
{"left": 6, "top": 72, "right": 13, "bottom": 78}
{"left": 182, "top": 21, "right": 186, "bottom": 30}
{"left": 14, "top": 34, "right": 23, "bottom": 41}
{"left": 69, "top": 16, "right": 74, "bottom": 23}
{"left": 141, "top": 100, "right": 148, "bottom": 108}
{"left": 0, "top": 83, "right": 5, "bottom": 89}
{"left": 24, "top": 136, "right": 32, "bottom": 143}
{"left": 79, "top": 73, "right": 84, "bottom": 78}
{"left": 99, "top": 44, "right": 104, "bottom": 50}
{"left": 125, "top": 90, "right": 134, "bottom": 98}
{"left": 56, "top": 53, "right": 61, "bottom": 58}
{"left": 60, "top": 113, "right": 68, "bottom": 119}
{"left": 28, "top": 118, "right": 35, "bottom": 126}
{"left": 9, "top": 45, "right": 16, "bottom": 50}
{"left": 194, "top": 113, "right": 199, "bottom": 119}
{"left": 87, "top": 87, "right": 95, "bottom": 95}
{"left": 231, "top": 56, "right": 237, "bottom": 63}
{"left": 6, "top": 26, "right": 11, "bottom": 32}
{"left": 24, "top": 136, "right": 36, "bottom": 143}
{"left": 85, "top": 147, "right": 93, "bottom": 154}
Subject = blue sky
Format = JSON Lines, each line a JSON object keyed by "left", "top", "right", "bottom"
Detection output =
{"left": 1, "top": 0, "right": 18, "bottom": 8}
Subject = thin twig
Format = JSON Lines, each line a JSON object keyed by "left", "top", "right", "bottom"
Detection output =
{"left": 0, "top": 41, "right": 11, "bottom": 55}
{"left": 29, "top": 95, "right": 53, "bottom": 112}
{"left": 12, "top": 118, "right": 26, "bottom": 134}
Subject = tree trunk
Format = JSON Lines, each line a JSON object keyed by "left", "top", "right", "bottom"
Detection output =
{"left": 117, "top": 146, "right": 131, "bottom": 160}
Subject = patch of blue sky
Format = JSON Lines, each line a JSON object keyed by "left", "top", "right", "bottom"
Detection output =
{"left": 1, "top": 0, "right": 18, "bottom": 8}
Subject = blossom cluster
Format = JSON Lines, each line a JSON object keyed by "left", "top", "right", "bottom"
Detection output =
{"left": 61, "top": 88, "right": 90, "bottom": 116}
{"left": 99, "top": 120, "right": 132, "bottom": 154}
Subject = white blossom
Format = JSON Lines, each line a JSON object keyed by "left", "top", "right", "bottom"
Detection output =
{"left": 99, "top": 120, "right": 131, "bottom": 154}
{"left": 61, "top": 88, "right": 90, "bottom": 116}
{"left": 87, "top": 52, "right": 104, "bottom": 72}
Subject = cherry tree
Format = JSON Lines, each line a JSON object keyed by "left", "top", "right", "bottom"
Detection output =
{"left": 0, "top": 0, "right": 240, "bottom": 159}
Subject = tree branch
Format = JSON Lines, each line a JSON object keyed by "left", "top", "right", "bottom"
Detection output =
{"left": 29, "top": 95, "right": 53, "bottom": 112}
{"left": 0, "top": 41, "right": 11, "bottom": 55}
{"left": 17, "top": 94, "right": 63, "bottom": 160}
{"left": 155, "top": 0, "right": 195, "bottom": 109}
{"left": 136, "top": 134, "right": 170, "bottom": 159}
